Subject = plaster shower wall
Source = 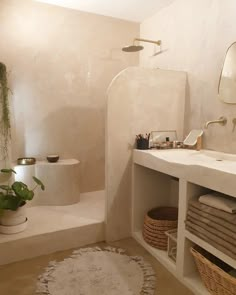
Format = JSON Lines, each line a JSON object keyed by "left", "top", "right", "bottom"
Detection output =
{"left": 106, "top": 67, "right": 186, "bottom": 241}
{"left": 0, "top": 0, "right": 139, "bottom": 192}
{"left": 140, "top": 0, "right": 236, "bottom": 153}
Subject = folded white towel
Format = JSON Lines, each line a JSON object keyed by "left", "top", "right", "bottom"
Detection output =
{"left": 199, "top": 192, "right": 236, "bottom": 214}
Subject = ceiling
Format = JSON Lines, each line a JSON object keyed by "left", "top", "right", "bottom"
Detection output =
{"left": 36, "top": 0, "right": 175, "bottom": 22}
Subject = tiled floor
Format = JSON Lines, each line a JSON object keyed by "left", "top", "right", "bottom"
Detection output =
{"left": 0, "top": 238, "right": 193, "bottom": 295}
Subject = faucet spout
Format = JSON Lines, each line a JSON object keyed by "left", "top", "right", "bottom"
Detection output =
{"left": 205, "top": 116, "right": 227, "bottom": 129}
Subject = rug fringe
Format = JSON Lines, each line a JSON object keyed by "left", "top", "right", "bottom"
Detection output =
{"left": 133, "top": 256, "right": 156, "bottom": 295}
{"left": 36, "top": 246, "right": 156, "bottom": 295}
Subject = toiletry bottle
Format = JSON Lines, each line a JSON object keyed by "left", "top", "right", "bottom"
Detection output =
{"left": 166, "top": 137, "right": 171, "bottom": 148}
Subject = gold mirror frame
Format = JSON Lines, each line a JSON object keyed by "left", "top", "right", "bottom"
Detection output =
{"left": 218, "top": 42, "right": 236, "bottom": 104}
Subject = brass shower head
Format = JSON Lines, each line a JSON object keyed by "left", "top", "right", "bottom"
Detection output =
{"left": 122, "top": 38, "right": 162, "bottom": 52}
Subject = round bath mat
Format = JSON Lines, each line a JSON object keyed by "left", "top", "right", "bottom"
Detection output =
{"left": 36, "top": 246, "right": 156, "bottom": 295}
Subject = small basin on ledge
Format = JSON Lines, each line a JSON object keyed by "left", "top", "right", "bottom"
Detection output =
{"left": 148, "top": 149, "right": 196, "bottom": 164}
{"left": 135, "top": 148, "right": 236, "bottom": 178}
{"left": 191, "top": 150, "right": 236, "bottom": 162}
{"left": 148, "top": 149, "right": 236, "bottom": 167}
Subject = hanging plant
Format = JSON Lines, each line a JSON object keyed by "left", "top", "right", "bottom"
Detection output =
{"left": 0, "top": 62, "right": 11, "bottom": 160}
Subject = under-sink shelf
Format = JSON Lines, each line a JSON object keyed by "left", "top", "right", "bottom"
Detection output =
{"left": 185, "top": 230, "right": 236, "bottom": 269}
{"left": 133, "top": 231, "right": 176, "bottom": 274}
{"left": 132, "top": 150, "right": 236, "bottom": 295}
{"left": 183, "top": 273, "right": 210, "bottom": 295}
{"left": 133, "top": 231, "right": 211, "bottom": 295}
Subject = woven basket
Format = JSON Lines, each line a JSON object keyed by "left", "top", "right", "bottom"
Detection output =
{"left": 191, "top": 247, "right": 236, "bottom": 295}
{"left": 143, "top": 207, "right": 178, "bottom": 250}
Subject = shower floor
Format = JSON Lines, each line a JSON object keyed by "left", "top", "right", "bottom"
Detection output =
{"left": 0, "top": 190, "right": 105, "bottom": 265}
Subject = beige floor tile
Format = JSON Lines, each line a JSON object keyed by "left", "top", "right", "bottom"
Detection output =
{"left": 0, "top": 238, "right": 193, "bottom": 295}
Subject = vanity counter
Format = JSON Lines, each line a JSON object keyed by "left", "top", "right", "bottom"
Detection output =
{"left": 133, "top": 149, "right": 236, "bottom": 198}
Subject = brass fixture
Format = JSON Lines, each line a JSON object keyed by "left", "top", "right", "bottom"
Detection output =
{"left": 218, "top": 41, "right": 236, "bottom": 104}
{"left": 122, "top": 38, "right": 162, "bottom": 52}
{"left": 205, "top": 116, "right": 227, "bottom": 129}
{"left": 17, "top": 157, "right": 36, "bottom": 165}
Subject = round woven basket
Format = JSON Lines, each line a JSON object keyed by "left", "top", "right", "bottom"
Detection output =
{"left": 143, "top": 207, "right": 178, "bottom": 250}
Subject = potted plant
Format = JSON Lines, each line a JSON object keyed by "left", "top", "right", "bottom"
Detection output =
{"left": 0, "top": 168, "right": 45, "bottom": 234}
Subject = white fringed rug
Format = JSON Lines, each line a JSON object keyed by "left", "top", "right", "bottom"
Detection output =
{"left": 36, "top": 246, "right": 156, "bottom": 295}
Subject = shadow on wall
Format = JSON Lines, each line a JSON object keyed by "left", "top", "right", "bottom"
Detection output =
{"left": 106, "top": 157, "right": 132, "bottom": 241}
{"left": 12, "top": 106, "right": 105, "bottom": 193}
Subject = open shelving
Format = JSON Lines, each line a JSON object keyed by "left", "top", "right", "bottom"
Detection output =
{"left": 132, "top": 150, "right": 236, "bottom": 295}
{"left": 133, "top": 230, "right": 176, "bottom": 275}
{"left": 184, "top": 273, "right": 210, "bottom": 295}
{"left": 185, "top": 230, "right": 236, "bottom": 269}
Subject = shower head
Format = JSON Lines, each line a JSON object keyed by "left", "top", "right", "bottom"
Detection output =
{"left": 122, "top": 38, "right": 161, "bottom": 53}
{"left": 122, "top": 45, "right": 144, "bottom": 52}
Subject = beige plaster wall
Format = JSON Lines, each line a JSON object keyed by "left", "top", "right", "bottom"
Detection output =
{"left": 0, "top": 0, "right": 139, "bottom": 192}
{"left": 140, "top": 0, "right": 236, "bottom": 153}
{"left": 106, "top": 67, "right": 186, "bottom": 241}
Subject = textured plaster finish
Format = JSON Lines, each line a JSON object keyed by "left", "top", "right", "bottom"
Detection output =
{"left": 0, "top": 191, "right": 105, "bottom": 265}
{"left": 140, "top": 0, "right": 236, "bottom": 153}
{"left": 14, "top": 159, "right": 80, "bottom": 206}
{"left": 106, "top": 67, "right": 186, "bottom": 241}
{"left": 0, "top": 0, "right": 139, "bottom": 192}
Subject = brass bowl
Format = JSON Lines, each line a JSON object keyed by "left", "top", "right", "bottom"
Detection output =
{"left": 17, "top": 157, "right": 36, "bottom": 165}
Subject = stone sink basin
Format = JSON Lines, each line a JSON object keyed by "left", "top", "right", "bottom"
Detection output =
{"left": 147, "top": 149, "right": 236, "bottom": 174}
{"left": 133, "top": 148, "right": 236, "bottom": 199}
{"left": 195, "top": 150, "right": 236, "bottom": 162}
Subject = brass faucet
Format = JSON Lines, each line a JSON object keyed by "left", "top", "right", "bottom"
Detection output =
{"left": 205, "top": 116, "right": 227, "bottom": 129}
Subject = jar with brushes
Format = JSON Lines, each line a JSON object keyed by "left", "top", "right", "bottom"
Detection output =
{"left": 136, "top": 133, "right": 150, "bottom": 150}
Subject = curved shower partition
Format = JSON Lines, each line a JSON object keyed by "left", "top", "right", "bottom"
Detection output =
{"left": 106, "top": 66, "right": 187, "bottom": 241}
{"left": 14, "top": 159, "right": 80, "bottom": 206}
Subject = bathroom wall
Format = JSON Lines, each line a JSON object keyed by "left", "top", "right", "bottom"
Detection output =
{"left": 0, "top": 0, "right": 139, "bottom": 192}
{"left": 140, "top": 0, "right": 236, "bottom": 153}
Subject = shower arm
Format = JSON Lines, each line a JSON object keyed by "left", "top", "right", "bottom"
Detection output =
{"left": 133, "top": 38, "right": 161, "bottom": 46}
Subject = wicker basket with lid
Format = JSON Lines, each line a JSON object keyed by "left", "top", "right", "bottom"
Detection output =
{"left": 143, "top": 207, "right": 178, "bottom": 250}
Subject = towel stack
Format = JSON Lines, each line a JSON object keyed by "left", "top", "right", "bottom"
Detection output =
{"left": 186, "top": 193, "right": 236, "bottom": 260}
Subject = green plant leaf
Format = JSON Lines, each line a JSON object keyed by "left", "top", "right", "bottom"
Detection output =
{"left": 0, "top": 194, "right": 23, "bottom": 210}
{"left": 0, "top": 185, "right": 11, "bottom": 191}
{"left": 12, "top": 182, "right": 34, "bottom": 200}
{"left": 0, "top": 168, "right": 16, "bottom": 174}
{"left": 32, "top": 176, "right": 45, "bottom": 191}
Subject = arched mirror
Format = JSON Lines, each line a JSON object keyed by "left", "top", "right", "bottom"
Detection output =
{"left": 218, "top": 42, "right": 236, "bottom": 104}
